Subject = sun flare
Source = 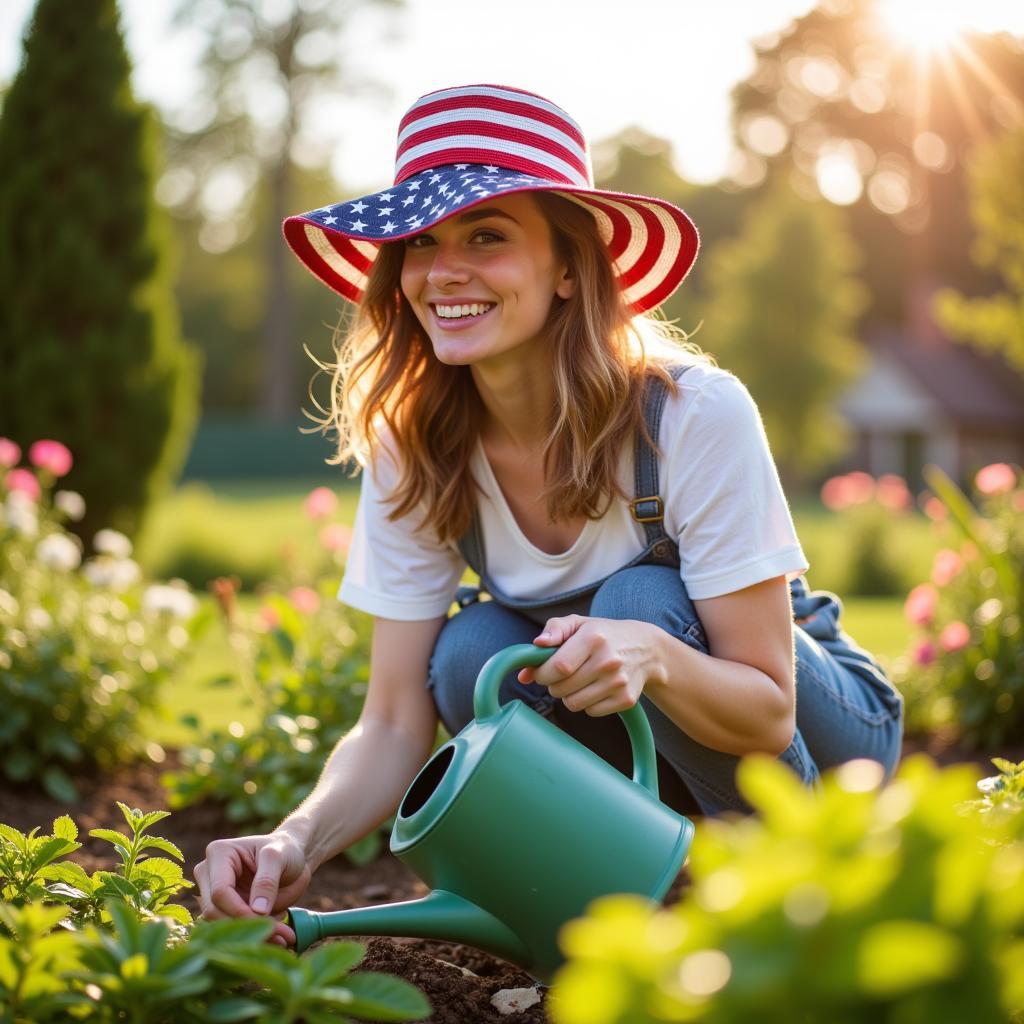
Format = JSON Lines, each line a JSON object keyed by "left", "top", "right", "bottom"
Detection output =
{"left": 878, "top": 1, "right": 967, "bottom": 53}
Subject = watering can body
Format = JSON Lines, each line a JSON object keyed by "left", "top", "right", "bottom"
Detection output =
{"left": 287, "top": 643, "right": 695, "bottom": 983}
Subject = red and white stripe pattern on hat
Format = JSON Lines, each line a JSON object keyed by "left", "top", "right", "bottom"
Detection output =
{"left": 282, "top": 84, "right": 700, "bottom": 314}
{"left": 394, "top": 84, "right": 592, "bottom": 187}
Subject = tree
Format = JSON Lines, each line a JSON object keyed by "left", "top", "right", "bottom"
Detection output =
{"left": 936, "top": 125, "right": 1024, "bottom": 374}
{"left": 165, "top": 0, "right": 401, "bottom": 420}
{"left": 730, "top": 0, "right": 1024, "bottom": 324}
{"left": 0, "top": 0, "right": 201, "bottom": 549}
{"left": 699, "top": 180, "right": 867, "bottom": 487}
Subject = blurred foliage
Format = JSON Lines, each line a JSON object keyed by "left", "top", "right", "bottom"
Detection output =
{"left": 0, "top": 461, "right": 207, "bottom": 802}
{"left": 699, "top": 180, "right": 867, "bottom": 486}
{"left": 0, "top": 0, "right": 201, "bottom": 550}
{"left": 897, "top": 464, "right": 1024, "bottom": 750}
{"left": 549, "top": 754, "right": 1024, "bottom": 1024}
{"left": 731, "top": 0, "right": 1024, "bottom": 326}
{"left": 163, "top": 0, "right": 402, "bottom": 420}
{"left": 937, "top": 125, "right": 1024, "bottom": 373}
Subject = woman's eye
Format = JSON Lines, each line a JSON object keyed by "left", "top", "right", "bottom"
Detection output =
{"left": 473, "top": 229, "right": 504, "bottom": 243}
{"left": 405, "top": 234, "right": 434, "bottom": 249}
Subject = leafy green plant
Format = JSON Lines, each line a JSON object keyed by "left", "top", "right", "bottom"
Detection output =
{"left": 0, "top": 441, "right": 209, "bottom": 801}
{"left": 974, "top": 758, "right": 1024, "bottom": 828}
{"left": 896, "top": 462, "right": 1024, "bottom": 749}
{"left": 549, "top": 755, "right": 1024, "bottom": 1024}
{"left": 1, "top": 802, "right": 193, "bottom": 931}
{"left": 0, "top": 804, "right": 431, "bottom": 1023}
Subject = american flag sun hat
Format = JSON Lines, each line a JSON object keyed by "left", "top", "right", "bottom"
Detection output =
{"left": 282, "top": 83, "right": 700, "bottom": 314}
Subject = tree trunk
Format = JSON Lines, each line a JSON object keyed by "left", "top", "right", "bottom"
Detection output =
{"left": 262, "top": 155, "right": 294, "bottom": 421}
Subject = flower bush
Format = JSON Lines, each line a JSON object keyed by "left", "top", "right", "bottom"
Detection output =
{"left": 896, "top": 463, "right": 1024, "bottom": 750}
{"left": 0, "top": 804, "right": 430, "bottom": 1023}
{"left": 817, "top": 470, "right": 912, "bottom": 596}
{"left": 549, "top": 755, "right": 1024, "bottom": 1024}
{"left": 0, "top": 438, "right": 208, "bottom": 800}
{"left": 163, "top": 486, "right": 392, "bottom": 863}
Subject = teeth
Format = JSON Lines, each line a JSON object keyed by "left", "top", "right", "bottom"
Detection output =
{"left": 435, "top": 303, "right": 493, "bottom": 319}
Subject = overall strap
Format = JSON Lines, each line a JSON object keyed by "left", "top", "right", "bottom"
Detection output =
{"left": 630, "top": 363, "right": 690, "bottom": 547}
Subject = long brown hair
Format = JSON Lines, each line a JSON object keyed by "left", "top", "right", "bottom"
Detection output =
{"left": 304, "top": 191, "right": 711, "bottom": 543}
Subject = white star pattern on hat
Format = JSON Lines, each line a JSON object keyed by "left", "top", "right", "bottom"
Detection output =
{"left": 324, "top": 215, "right": 337, "bottom": 224}
{"left": 350, "top": 201, "right": 368, "bottom": 213}
{"left": 350, "top": 219, "right": 367, "bottom": 231}
{"left": 378, "top": 192, "right": 394, "bottom": 202}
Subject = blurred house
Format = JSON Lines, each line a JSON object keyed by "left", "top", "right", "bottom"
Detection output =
{"left": 837, "top": 284, "right": 1024, "bottom": 491}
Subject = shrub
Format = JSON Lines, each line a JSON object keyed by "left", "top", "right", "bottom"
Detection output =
{"left": 0, "top": 443, "right": 208, "bottom": 801}
{"left": 0, "top": 805, "right": 431, "bottom": 1023}
{"left": 896, "top": 463, "right": 1024, "bottom": 749}
{"left": 549, "top": 755, "right": 1024, "bottom": 1024}
{"left": 816, "top": 471, "right": 912, "bottom": 596}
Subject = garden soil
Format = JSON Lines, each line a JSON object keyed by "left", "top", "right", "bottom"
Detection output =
{"left": 1, "top": 737, "right": 1014, "bottom": 1023}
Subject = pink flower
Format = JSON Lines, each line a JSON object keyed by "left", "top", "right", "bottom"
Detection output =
{"left": 320, "top": 523, "right": 353, "bottom": 554}
{"left": 0, "top": 438, "right": 21, "bottom": 468}
{"left": 5, "top": 468, "right": 40, "bottom": 501}
{"left": 904, "top": 583, "right": 938, "bottom": 626}
{"left": 931, "top": 548, "right": 963, "bottom": 587}
{"left": 259, "top": 605, "right": 281, "bottom": 630}
{"left": 939, "top": 620, "right": 970, "bottom": 652}
{"left": 845, "top": 471, "right": 875, "bottom": 505}
{"left": 28, "top": 440, "right": 72, "bottom": 477}
{"left": 304, "top": 486, "right": 337, "bottom": 520}
{"left": 921, "top": 495, "right": 947, "bottom": 522}
{"left": 913, "top": 639, "right": 937, "bottom": 666}
{"left": 288, "top": 586, "right": 320, "bottom": 614}
{"left": 820, "top": 475, "right": 854, "bottom": 511}
{"left": 876, "top": 474, "right": 911, "bottom": 512}
{"left": 975, "top": 463, "right": 1016, "bottom": 496}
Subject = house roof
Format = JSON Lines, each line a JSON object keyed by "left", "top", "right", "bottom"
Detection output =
{"left": 867, "top": 327, "right": 1024, "bottom": 431}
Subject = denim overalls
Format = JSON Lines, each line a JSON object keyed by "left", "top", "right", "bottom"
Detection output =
{"left": 426, "top": 366, "right": 904, "bottom": 815}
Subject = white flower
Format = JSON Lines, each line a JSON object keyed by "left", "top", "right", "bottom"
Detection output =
{"left": 143, "top": 584, "right": 198, "bottom": 620}
{"left": 36, "top": 532, "right": 83, "bottom": 572}
{"left": 5, "top": 493, "right": 38, "bottom": 537}
{"left": 93, "top": 528, "right": 133, "bottom": 559}
{"left": 54, "top": 490, "right": 86, "bottom": 521}
{"left": 82, "top": 556, "right": 141, "bottom": 591}
{"left": 26, "top": 606, "right": 53, "bottom": 632}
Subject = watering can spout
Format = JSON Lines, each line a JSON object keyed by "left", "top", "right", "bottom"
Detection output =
{"left": 287, "top": 889, "right": 533, "bottom": 969}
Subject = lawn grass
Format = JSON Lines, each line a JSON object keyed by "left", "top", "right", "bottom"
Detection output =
{"left": 140, "top": 480, "right": 925, "bottom": 746}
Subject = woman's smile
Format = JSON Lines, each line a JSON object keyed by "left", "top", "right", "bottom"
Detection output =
{"left": 429, "top": 301, "right": 497, "bottom": 331}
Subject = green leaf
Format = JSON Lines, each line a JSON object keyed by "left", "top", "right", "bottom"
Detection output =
{"left": 29, "top": 836, "right": 80, "bottom": 869}
{"left": 858, "top": 920, "right": 963, "bottom": 996}
{"left": 341, "top": 972, "right": 433, "bottom": 1021}
{"left": 88, "top": 829, "right": 132, "bottom": 854}
{"left": 41, "top": 765, "right": 79, "bottom": 802}
{"left": 138, "top": 836, "right": 184, "bottom": 861}
{"left": 52, "top": 816, "right": 78, "bottom": 842}
{"left": 305, "top": 941, "right": 366, "bottom": 987}
{"left": 203, "top": 997, "right": 271, "bottom": 1022}
{"left": 39, "top": 861, "right": 93, "bottom": 891}
{"left": 0, "top": 823, "right": 28, "bottom": 851}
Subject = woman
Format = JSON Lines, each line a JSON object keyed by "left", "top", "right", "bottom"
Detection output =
{"left": 194, "top": 84, "right": 903, "bottom": 946}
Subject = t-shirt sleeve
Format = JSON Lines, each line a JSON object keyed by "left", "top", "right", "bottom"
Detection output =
{"left": 337, "top": 444, "right": 466, "bottom": 620}
{"left": 664, "top": 372, "right": 808, "bottom": 600}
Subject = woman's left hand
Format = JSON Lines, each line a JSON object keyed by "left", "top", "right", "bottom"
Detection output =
{"left": 516, "top": 616, "right": 663, "bottom": 716}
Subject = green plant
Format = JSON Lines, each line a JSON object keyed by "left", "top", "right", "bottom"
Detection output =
{"left": 896, "top": 463, "right": 1024, "bottom": 749}
{"left": 549, "top": 755, "right": 1024, "bottom": 1024}
{"left": 975, "top": 759, "right": 1024, "bottom": 828}
{"left": 0, "top": 448, "right": 209, "bottom": 800}
{"left": 0, "top": 802, "right": 192, "bottom": 931}
{"left": 0, "top": 805, "right": 431, "bottom": 1023}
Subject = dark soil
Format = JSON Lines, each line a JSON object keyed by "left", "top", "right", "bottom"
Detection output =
{"left": 0, "top": 737, "right": 1015, "bottom": 1023}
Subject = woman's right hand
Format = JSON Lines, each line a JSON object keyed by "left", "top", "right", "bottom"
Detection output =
{"left": 193, "top": 832, "right": 312, "bottom": 948}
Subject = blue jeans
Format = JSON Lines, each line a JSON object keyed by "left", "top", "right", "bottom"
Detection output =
{"left": 426, "top": 565, "right": 904, "bottom": 816}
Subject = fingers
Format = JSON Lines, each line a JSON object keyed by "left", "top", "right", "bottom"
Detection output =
{"left": 195, "top": 840, "right": 258, "bottom": 921}
{"left": 249, "top": 843, "right": 287, "bottom": 915}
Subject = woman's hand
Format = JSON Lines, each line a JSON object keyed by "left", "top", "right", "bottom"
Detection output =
{"left": 193, "top": 832, "right": 313, "bottom": 948}
{"left": 516, "top": 615, "right": 664, "bottom": 716}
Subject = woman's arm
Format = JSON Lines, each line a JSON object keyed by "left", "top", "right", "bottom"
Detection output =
{"left": 194, "top": 614, "right": 445, "bottom": 938}
{"left": 520, "top": 576, "right": 795, "bottom": 757}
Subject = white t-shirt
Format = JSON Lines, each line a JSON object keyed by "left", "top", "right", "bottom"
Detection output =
{"left": 338, "top": 363, "right": 809, "bottom": 620}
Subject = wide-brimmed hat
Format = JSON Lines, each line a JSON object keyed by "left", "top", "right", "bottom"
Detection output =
{"left": 282, "top": 83, "right": 699, "bottom": 314}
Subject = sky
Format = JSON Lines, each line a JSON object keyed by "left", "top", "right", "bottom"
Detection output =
{"left": 3, "top": 0, "right": 1024, "bottom": 194}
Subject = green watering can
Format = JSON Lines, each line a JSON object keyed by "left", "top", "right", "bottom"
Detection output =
{"left": 286, "top": 643, "right": 695, "bottom": 983}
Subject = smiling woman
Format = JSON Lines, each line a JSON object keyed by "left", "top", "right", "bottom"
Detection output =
{"left": 195, "top": 83, "right": 904, "bottom": 949}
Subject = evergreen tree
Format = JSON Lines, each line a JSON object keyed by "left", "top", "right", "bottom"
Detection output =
{"left": 0, "top": 0, "right": 201, "bottom": 549}
{"left": 699, "top": 179, "right": 866, "bottom": 488}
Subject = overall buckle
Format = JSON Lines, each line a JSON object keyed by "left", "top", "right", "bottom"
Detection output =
{"left": 630, "top": 495, "right": 664, "bottom": 523}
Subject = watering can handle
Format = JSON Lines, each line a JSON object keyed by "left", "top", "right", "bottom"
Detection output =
{"left": 473, "top": 643, "right": 660, "bottom": 798}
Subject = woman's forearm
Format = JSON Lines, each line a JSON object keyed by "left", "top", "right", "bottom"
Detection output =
{"left": 274, "top": 715, "right": 436, "bottom": 872}
{"left": 643, "top": 624, "right": 795, "bottom": 757}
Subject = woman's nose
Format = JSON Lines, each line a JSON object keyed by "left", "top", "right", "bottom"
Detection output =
{"left": 425, "top": 244, "right": 470, "bottom": 288}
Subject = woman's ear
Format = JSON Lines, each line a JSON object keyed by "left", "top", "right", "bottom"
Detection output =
{"left": 555, "top": 265, "right": 576, "bottom": 300}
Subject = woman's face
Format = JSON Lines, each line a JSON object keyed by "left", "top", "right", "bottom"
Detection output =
{"left": 399, "top": 192, "right": 575, "bottom": 368}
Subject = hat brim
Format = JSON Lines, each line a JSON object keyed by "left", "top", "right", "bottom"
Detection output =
{"left": 282, "top": 164, "right": 699, "bottom": 315}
